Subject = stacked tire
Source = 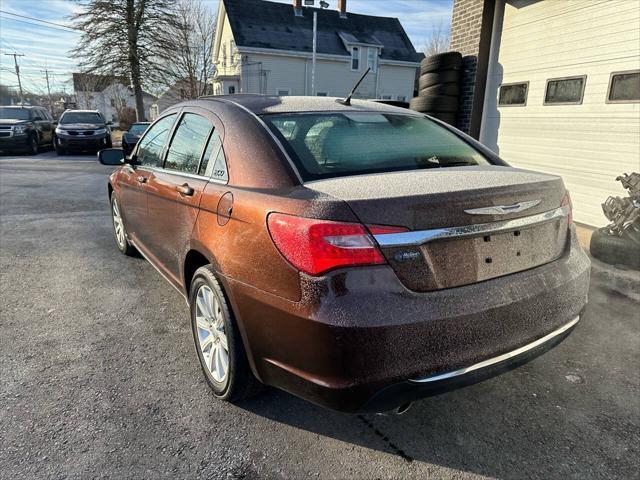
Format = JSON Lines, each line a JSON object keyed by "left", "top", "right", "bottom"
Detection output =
{"left": 410, "top": 52, "right": 462, "bottom": 126}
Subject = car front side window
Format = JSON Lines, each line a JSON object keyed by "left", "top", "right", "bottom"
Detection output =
{"left": 136, "top": 114, "right": 177, "bottom": 167}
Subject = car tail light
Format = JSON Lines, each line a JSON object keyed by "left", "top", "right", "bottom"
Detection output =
{"left": 267, "top": 213, "right": 406, "bottom": 275}
{"left": 561, "top": 191, "right": 573, "bottom": 225}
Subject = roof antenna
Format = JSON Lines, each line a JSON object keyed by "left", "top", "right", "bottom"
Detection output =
{"left": 337, "top": 67, "right": 371, "bottom": 106}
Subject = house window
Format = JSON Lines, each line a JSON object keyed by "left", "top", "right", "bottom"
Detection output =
{"left": 397, "top": 96, "right": 406, "bottom": 102}
{"left": 544, "top": 76, "right": 586, "bottom": 105}
{"left": 381, "top": 95, "right": 392, "bottom": 100}
{"left": 228, "top": 86, "right": 236, "bottom": 94}
{"left": 367, "top": 48, "right": 378, "bottom": 72}
{"left": 316, "top": 92, "right": 328, "bottom": 97}
{"left": 607, "top": 70, "right": 640, "bottom": 103}
{"left": 498, "top": 82, "right": 529, "bottom": 106}
{"left": 351, "top": 46, "right": 360, "bottom": 71}
{"left": 277, "top": 89, "right": 291, "bottom": 96}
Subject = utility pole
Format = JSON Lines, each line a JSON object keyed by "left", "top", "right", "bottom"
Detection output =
{"left": 42, "top": 66, "right": 54, "bottom": 114}
{"left": 4, "top": 52, "right": 25, "bottom": 104}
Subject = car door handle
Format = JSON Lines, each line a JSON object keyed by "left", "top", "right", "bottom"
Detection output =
{"left": 137, "top": 176, "right": 147, "bottom": 184}
{"left": 176, "top": 183, "right": 194, "bottom": 196}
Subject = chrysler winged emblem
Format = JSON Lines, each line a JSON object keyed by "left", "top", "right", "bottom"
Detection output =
{"left": 464, "top": 199, "right": 541, "bottom": 215}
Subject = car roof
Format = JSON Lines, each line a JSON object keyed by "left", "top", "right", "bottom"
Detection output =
{"left": 1, "top": 105, "right": 38, "bottom": 109}
{"left": 196, "top": 95, "right": 420, "bottom": 116}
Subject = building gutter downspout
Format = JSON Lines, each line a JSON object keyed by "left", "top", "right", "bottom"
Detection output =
{"left": 479, "top": 0, "right": 505, "bottom": 147}
{"left": 469, "top": 0, "right": 497, "bottom": 139}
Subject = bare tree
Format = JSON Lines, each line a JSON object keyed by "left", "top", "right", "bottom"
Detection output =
{"left": 70, "top": 0, "right": 178, "bottom": 121}
{"left": 73, "top": 73, "right": 100, "bottom": 109}
{"left": 159, "top": 0, "right": 216, "bottom": 98}
{"left": 423, "top": 20, "right": 451, "bottom": 58}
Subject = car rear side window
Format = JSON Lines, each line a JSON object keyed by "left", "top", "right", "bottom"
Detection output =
{"left": 137, "top": 114, "right": 176, "bottom": 167}
{"left": 262, "top": 112, "right": 490, "bottom": 181}
{"left": 164, "top": 113, "right": 212, "bottom": 174}
{"left": 199, "top": 129, "right": 225, "bottom": 179}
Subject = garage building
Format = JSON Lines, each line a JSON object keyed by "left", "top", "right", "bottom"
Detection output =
{"left": 450, "top": 0, "right": 640, "bottom": 227}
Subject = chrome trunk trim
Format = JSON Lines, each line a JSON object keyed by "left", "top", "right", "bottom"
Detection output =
{"left": 373, "top": 205, "right": 570, "bottom": 247}
{"left": 409, "top": 315, "right": 580, "bottom": 384}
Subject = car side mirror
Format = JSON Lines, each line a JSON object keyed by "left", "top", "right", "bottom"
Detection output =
{"left": 98, "top": 148, "right": 126, "bottom": 165}
{"left": 107, "top": 121, "right": 114, "bottom": 126}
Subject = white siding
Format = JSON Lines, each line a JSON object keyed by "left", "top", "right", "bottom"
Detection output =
{"left": 244, "top": 53, "right": 307, "bottom": 95}
{"left": 481, "top": 0, "right": 640, "bottom": 227}
{"left": 242, "top": 52, "right": 417, "bottom": 99}
{"left": 377, "top": 64, "right": 415, "bottom": 100}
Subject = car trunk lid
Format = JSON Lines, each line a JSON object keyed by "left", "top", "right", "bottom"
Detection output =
{"left": 304, "top": 166, "right": 570, "bottom": 291}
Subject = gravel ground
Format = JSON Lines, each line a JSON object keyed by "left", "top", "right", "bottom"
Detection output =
{"left": 1, "top": 151, "right": 639, "bottom": 479}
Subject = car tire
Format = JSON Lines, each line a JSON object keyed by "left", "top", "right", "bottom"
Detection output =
{"left": 190, "top": 265, "right": 262, "bottom": 402}
{"left": 55, "top": 143, "right": 66, "bottom": 155}
{"left": 419, "top": 82, "right": 460, "bottom": 97}
{"left": 106, "top": 136, "right": 113, "bottom": 149}
{"left": 420, "top": 52, "right": 463, "bottom": 75}
{"left": 419, "top": 70, "right": 460, "bottom": 89}
{"left": 110, "top": 193, "right": 136, "bottom": 256}
{"left": 590, "top": 227, "right": 640, "bottom": 269}
{"left": 25, "top": 134, "right": 38, "bottom": 155}
{"left": 410, "top": 95, "right": 459, "bottom": 113}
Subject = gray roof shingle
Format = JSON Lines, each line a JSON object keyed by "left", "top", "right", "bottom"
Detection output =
{"left": 223, "top": 0, "right": 421, "bottom": 63}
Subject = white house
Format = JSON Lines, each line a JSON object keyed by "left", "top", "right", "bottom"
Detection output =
{"left": 212, "top": 0, "right": 421, "bottom": 100}
{"left": 72, "top": 73, "right": 156, "bottom": 122}
{"left": 450, "top": 0, "right": 640, "bottom": 227}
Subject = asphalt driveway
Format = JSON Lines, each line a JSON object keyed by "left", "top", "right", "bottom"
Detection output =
{"left": 1, "top": 152, "right": 638, "bottom": 479}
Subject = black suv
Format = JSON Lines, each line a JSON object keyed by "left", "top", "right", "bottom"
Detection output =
{"left": 54, "top": 110, "right": 112, "bottom": 155}
{"left": 0, "top": 105, "right": 55, "bottom": 155}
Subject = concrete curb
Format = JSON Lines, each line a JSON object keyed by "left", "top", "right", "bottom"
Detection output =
{"left": 590, "top": 256, "right": 640, "bottom": 302}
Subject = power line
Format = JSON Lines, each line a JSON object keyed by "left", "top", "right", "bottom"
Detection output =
{"left": 0, "top": 15, "right": 78, "bottom": 33}
{"left": 0, "top": 10, "right": 79, "bottom": 31}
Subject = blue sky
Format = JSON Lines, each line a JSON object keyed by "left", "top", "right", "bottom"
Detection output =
{"left": 0, "top": 0, "right": 452, "bottom": 94}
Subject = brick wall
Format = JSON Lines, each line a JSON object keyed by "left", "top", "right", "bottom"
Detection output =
{"left": 450, "top": 0, "right": 490, "bottom": 136}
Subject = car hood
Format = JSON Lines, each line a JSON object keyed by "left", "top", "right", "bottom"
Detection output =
{"left": 0, "top": 119, "right": 29, "bottom": 125}
{"left": 58, "top": 123, "right": 106, "bottom": 130}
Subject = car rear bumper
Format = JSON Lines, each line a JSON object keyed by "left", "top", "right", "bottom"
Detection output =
{"left": 226, "top": 226, "right": 590, "bottom": 413}
{"left": 361, "top": 314, "right": 580, "bottom": 412}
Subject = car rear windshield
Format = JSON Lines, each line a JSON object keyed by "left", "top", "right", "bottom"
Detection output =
{"left": 60, "top": 112, "right": 104, "bottom": 124}
{"left": 129, "top": 123, "right": 149, "bottom": 135}
{"left": 0, "top": 108, "right": 30, "bottom": 120}
{"left": 262, "top": 112, "right": 490, "bottom": 181}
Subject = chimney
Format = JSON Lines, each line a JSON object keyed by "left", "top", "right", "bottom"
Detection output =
{"left": 293, "top": 0, "right": 303, "bottom": 16}
{"left": 337, "top": 0, "right": 347, "bottom": 18}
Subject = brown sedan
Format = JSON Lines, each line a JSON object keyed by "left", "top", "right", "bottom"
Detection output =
{"left": 98, "top": 96, "right": 590, "bottom": 413}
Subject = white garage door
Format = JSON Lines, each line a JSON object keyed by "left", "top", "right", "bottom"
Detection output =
{"left": 481, "top": 0, "right": 640, "bottom": 227}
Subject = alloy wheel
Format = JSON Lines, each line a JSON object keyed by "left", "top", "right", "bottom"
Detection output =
{"left": 195, "top": 284, "right": 230, "bottom": 383}
{"left": 111, "top": 198, "right": 126, "bottom": 249}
